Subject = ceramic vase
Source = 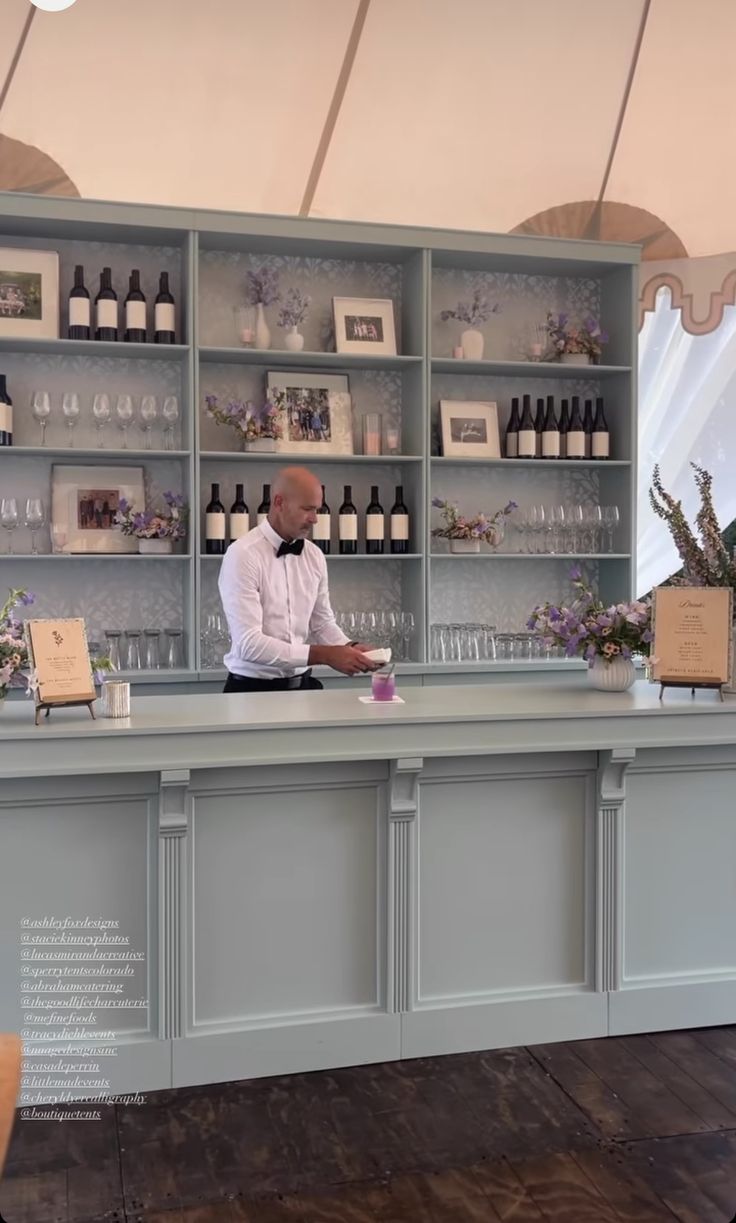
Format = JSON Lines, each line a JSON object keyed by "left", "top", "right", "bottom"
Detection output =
{"left": 560, "top": 352, "right": 590, "bottom": 366}
{"left": 461, "top": 328, "right": 484, "bottom": 360}
{"left": 284, "top": 326, "right": 304, "bottom": 351}
{"left": 588, "top": 655, "right": 636, "bottom": 691}
{"left": 254, "top": 302, "right": 271, "bottom": 350}
{"left": 450, "top": 538, "right": 481, "bottom": 554}
{"left": 138, "top": 538, "right": 172, "bottom": 555}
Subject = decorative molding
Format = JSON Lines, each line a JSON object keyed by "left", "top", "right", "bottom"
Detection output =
{"left": 159, "top": 769, "right": 190, "bottom": 1040}
{"left": 387, "top": 758, "right": 422, "bottom": 1013}
{"left": 639, "top": 267, "right": 736, "bottom": 335}
{"left": 596, "top": 749, "right": 635, "bottom": 993}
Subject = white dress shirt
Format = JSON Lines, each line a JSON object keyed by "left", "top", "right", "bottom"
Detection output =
{"left": 218, "top": 519, "right": 349, "bottom": 679}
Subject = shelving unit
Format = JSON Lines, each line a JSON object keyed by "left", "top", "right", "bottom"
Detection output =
{"left": 0, "top": 193, "right": 638, "bottom": 682}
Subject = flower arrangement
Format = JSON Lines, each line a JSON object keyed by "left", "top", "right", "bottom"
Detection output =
{"left": 649, "top": 464, "right": 736, "bottom": 608}
{"left": 440, "top": 288, "right": 500, "bottom": 329}
{"left": 544, "top": 311, "right": 608, "bottom": 361}
{"left": 245, "top": 265, "right": 281, "bottom": 307}
{"left": 114, "top": 492, "right": 189, "bottom": 541}
{"left": 278, "top": 287, "right": 311, "bottom": 330}
{"left": 527, "top": 567, "right": 652, "bottom": 663}
{"left": 431, "top": 496, "right": 517, "bottom": 544}
{"left": 0, "top": 587, "right": 34, "bottom": 699}
{"left": 204, "top": 395, "right": 283, "bottom": 442}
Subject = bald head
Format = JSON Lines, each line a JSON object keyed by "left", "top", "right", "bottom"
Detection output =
{"left": 270, "top": 466, "right": 322, "bottom": 541}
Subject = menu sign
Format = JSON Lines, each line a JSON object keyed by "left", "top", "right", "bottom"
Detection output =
{"left": 652, "top": 587, "right": 733, "bottom": 685}
{"left": 25, "top": 618, "right": 96, "bottom": 704}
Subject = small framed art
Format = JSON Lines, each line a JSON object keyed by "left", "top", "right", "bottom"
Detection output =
{"left": 439, "top": 400, "right": 501, "bottom": 458}
{"left": 0, "top": 247, "right": 59, "bottom": 338}
{"left": 332, "top": 297, "right": 397, "bottom": 356}
{"left": 266, "top": 370, "right": 354, "bottom": 455}
{"left": 51, "top": 465, "right": 145, "bottom": 554}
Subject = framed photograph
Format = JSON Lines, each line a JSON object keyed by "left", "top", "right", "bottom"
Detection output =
{"left": 439, "top": 400, "right": 501, "bottom": 458}
{"left": 333, "top": 297, "right": 397, "bottom": 356}
{"left": 51, "top": 465, "right": 145, "bottom": 554}
{"left": 266, "top": 370, "right": 353, "bottom": 455}
{"left": 0, "top": 247, "right": 59, "bottom": 338}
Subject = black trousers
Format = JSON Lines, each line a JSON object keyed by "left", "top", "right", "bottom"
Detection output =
{"left": 223, "top": 671, "right": 324, "bottom": 693}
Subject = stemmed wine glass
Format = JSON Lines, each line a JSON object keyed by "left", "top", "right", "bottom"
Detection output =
{"left": 31, "top": 391, "right": 51, "bottom": 446}
{"left": 115, "top": 394, "right": 134, "bottom": 449}
{"left": 603, "top": 505, "right": 620, "bottom": 553}
{"left": 139, "top": 395, "right": 158, "bottom": 450}
{"left": 24, "top": 497, "right": 46, "bottom": 555}
{"left": 161, "top": 395, "right": 179, "bottom": 451}
{"left": 92, "top": 393, "right": 111, "bottom": 447}
{"left": 61, "top": 392, "right": 80, "bottom": 447}
{"left": 0, "top": 497, "right": 19, "bottom": 553}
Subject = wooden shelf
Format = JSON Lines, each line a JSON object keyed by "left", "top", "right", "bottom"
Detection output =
{"left": 430, "top": 552, "right": 631, "bottom": 560}
{"left": 0, "top": 337, "right": 189, "bottom": 361}
{"left": 431, "top": 457, "right": 631, "bottom": 468}
{"left": 199, "top": 347, "right": 422, "bottom": 371}
{"left": 431, "top": 358, "right": 631, "bottom": 378}
{"left": 200, "top": 451, "right": 421, "bottom": 464}
{"left": 1, "top": 447, "right": 189, "bottom": 459}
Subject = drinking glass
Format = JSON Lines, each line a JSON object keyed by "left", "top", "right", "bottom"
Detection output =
{"left": 61, "top": 392, "right": 81, "bottom": 446}
{"left": 31, "top": 391, "right": 51, "bottom": 445}
{"left": 24, "top": 497, "right": 45, "bottom": 555}
{"left": 584, "top": 504, "right": 603, "bottom": 553}
{"left": 401, "top": 611, "right": 414, "bottom": 661}
{"left": 568, "top": 504, "right": 584, "bottom": 554}
{"left": 144, "top": 629, "right": 161, "bottom": 669}
{"left": 92, "top": 392, "right": 111, "bottom": 447}
{"left": 165, "top": 628, "right": 184, "bottom": 669}
{"left": 603, "top": 505, "right": 620, "bottom": 553}
{"left": 104, "top": 629, "right": 123, "bottom": 671}
{"left": 125, "top": 630, "right": 142, "bottom": 670}
{"left": 371, "top": 670, "right": 396, "bottom": 701}
{"left": 0, "top": 497, "right": 18, "bottom": 553}
{"left": 384, "top": 422, "right": 400, "bottom": 455}
{"left": 529, "top": 505, "right": 546, "bottom": 554}
{"left": 548, "top": 505, "right": 566, "bottom": 555}
{"left": 115, "top": 394, "right": 134, "bottom": 448}
{"left": 362, "top": 413, "right": 381, "bottom": 456}
{"left": 162, "top": 395, "right": 179, "bottom": 451}
{"left": 139, "top": 395, "right": 158, "bottom": 449}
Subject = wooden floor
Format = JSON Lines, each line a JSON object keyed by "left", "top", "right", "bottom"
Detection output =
{"left": 3, "top": 1028, "right": 736, "bottom": 1222}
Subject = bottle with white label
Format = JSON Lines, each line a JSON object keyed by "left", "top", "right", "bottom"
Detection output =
{"left": 505, "top": 397, "right": 520, "bottom": 458}
{"left": 592, "top": 397, "right": 610, "bottom": 459}
{"left": 338, "top": 485, "right": 358, "bottom": 555}
{"left": 541, "top": 395, "right": 560, "bottom": 459}
{"left": 95, "top": 267, "right": 118, "bottom": 341}
{"left": 229, "top": 483, "right": 249, "bottom": 544}
{"left": 583, "top": 398, "right": 594, "bottom": 459}
{"left": 205, "top": 483, "right": 226, "bottom": 555}
{"left": 313, "top": 484, "right": 331, "bottom": 554}
{"left": 534, "top": 397, "right": 545, "bottom": 458}
{"left": 154, "top": 272, "right": 176, "bottom": 344}
{"left": 124, "top": 269, "right": 147, "bottom": 343}
{"left": 517, "top": 394, "right": 536, "bottom": 459}
{"left": 365, "top": 485, "right": 385, "bottom": 555}
{"left": 68, "top": 265, "right": 91, "bottom": 340}
{"left": 567, "top": 396, "right": 585, "bottom": 460}
{"left": 256, "top": 484, "right": 270, "bottom": 526}
{"left": 390, "top": 485, "right": 410, "bottom": 554}
{"left": 0, "top": 375, "right": 12, "bottom": 447}
{"left": 558, "top": 398, "right": 570, "bottom": 459}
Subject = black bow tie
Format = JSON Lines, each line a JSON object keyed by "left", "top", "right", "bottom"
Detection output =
{"left": 277, "top": 538, "right": 304, "bottom": 558}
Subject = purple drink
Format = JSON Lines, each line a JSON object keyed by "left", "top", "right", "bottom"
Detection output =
{"left": 371, "top": 671, "right": 396, "bottom": 701}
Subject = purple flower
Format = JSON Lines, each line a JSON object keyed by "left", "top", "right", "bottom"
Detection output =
{"left": 20, "top": 592, "right": 34, "bottom": 606}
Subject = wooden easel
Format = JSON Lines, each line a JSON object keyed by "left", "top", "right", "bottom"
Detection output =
{"left": 658, "top": 677, "right": 726, "bottom": 702}
{"left": 34, "top": 697, "right": 96, "bottom": 725}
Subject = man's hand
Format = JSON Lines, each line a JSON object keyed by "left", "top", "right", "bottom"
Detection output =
{"left": 309, "top": 644, "right": 380, "bottom": 675}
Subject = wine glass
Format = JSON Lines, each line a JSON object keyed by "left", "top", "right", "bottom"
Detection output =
{"left": 401, "top": 611, "right": 415, "bottom": 661}
{"left": 115, "top": 394, "right": 134, "bottom": 448}
{"left": 24, "top": 497, "right": 46, "bottom": 555}
{"left": 0, "top": 497, "right": 19, "bottom": 553}
{"left": 161, "top": 395, "right": 179, "bottom": 451}
{"left": 31, "top": 391, "right": 51, "bottom": 446}
{"left": 603, "top": 505, "right": 620, "bottom": 554}
{"left": 61, "top": 392, "right": 81, "bottom": 447}
{"left": 92, "top": 392, "right": 111, "bottom": 447}
{"left": 139, "top": 395, "right": 158, "bottom": 450}
{"left": 584, "top": 504, "right": 603, "bottom": 553}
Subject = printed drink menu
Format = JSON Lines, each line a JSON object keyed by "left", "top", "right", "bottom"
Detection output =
{"left": 652, "top": 587, "right": 733, "bottom": 684}
{"left": 26, "top": 618, "right": 96, "bottom": 703}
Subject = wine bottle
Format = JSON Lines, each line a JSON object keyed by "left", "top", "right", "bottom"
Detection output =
{"left": 390, "top": 485, "right": 410, "bottom": 554}
{"left": 68, "top": 265, "right": 91, "bottom": 340}
{"left": 313, "top": 484, "right": 331, "bottom": 554}
{"left": 505, "top": 397, "right": 520, "bottom": 458}
{"left": 154, "top": 272, "right": 176, "bottom": 344}
{"left": 558, "top": 398, "right": 570, "bottom": 459}
{"left": 583, "top": 398, "right": 594, "bottom": 459}
{"left": 365, "top": 485, "right": 385, "bottom": 555}
{"left": 124, "top": 269, "right": 147, "bottom": 343}
{"left": 338, "top": 485, "right": 358, "bottom": 555}
{"left": 229, "top": 483, "right": 249, "bottom": 544}
{"left": 0, "top": 375, "right": 11, "bottom": 447}
{"left": 567, "top": 396, "right": 585, "bottom": 460}
{"left": 205, "top": 483, "right": 226, "bottom": 555}
{"left": 95, "top": 267, "right": 118, "bottom": 341}
{"left": 257, "top": 483, "right": 271, "bottom": 526}
{"left": 541, "top": 395, "right": 560, "bottom": 459}
{"left": 592, "top": 397, "right": 610, "bottom": 459}
{"left": 517, "top": 394, "right": 536, "bottom": 459}
{"left": 534, "top": 397, "right": 545, "bottom": 458}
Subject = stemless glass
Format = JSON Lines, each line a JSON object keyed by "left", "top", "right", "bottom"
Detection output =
{"left": 161, "top": 395, "right": 179, "bottom": 451}
{"left": 0, "top": 497, "right": 18, "bottom": 553}
{"left": 125, "top": 630, "right": 142, "bottom": 670}
{"left": 92, "top": 392, "right": 111, "bottom": 447}
{"left": 24, "top": 497, "right": 45, "bottom": 555}
{"left": 143, "top": 629, "right": 161, "bottom": 669}
{"left": 115, "top": 394, "right": 134, "bottom": 448}
{"left": 103, "top": 629, "right": 123, "bottom": 671}
{"left": 61, "top": 392, "right": 81, "bottom": 446}
{"left": 31, "top": 391, "right": 51, "bottom": 445}
{"left": 603, "top": 504, "right": 620, "bottom": 553}
{"left": 165, "top": 628, "right": 184, "bottom": 669}
{"left": 139, "top": 395, "right": 158, "bottom": 450}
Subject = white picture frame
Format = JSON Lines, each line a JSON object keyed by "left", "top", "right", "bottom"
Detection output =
{"left": 333, "top": 296, "right": 397, "bottom": 356}
{"left": 51, "top": 465, "right": 145, "bottom": 554}
{"left": 266, "top": 370, "right": 353, "bottom": 455}
{"left": 0, "top": 247, "right": 59, "bottom": 339}
{"left": 439, "top": 400, "right": 501, "bottom": 458}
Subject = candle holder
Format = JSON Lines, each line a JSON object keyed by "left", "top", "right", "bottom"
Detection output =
{"left": 362, "top": 413, "right": 381, "bottom": 456}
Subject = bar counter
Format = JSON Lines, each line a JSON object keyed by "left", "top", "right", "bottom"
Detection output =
{"left": 1, "top": 679, "right": 735, "bottom": 1097}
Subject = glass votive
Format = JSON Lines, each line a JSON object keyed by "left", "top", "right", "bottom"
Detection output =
{"left": 371, "top": 671, "right": 396, "bottom": 701}
{"left": 101, "top": 680, "right": 130, "bottom": 718}
{"left": 362, "top": 413, "right": 381, "bottom": 456}
{"left": 384, "top": 422, "right": 400, "bottom": 454}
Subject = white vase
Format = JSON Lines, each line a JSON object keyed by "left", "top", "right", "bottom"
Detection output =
{"left": 560, "top": 352, "right": 590, "bottom": 365}
{"left": 461, "top": 328, "right": 484, "bottom": 360}
{"left": 284, "top": 326, "right": 304, "bottom": 352}
{"left": 588, "top": 655, "right": 636, "bottom": 692}
{"left": 450, "top": 538, "right": 480, "bottom": 554}
{"left": 254, "top": 302, "right": 271, "bottom": 350}
{"left": 138, "top": 538, "right": 172, "bottom": 555}
{"left": 244, "top": 438, "right": 276, "bottom": 453}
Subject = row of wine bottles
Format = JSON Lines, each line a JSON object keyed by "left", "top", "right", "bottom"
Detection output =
{"left": 0, "top": 375, "right": 12, "bottom": 446}
{"left": 505, "top": 395, "right": 609, "bottom": 460}
{"left": 68, "top": 266, "right": 176, "bottom": 344}
{"left": 205, "top": 483, "right": 411, "bottom": 555}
